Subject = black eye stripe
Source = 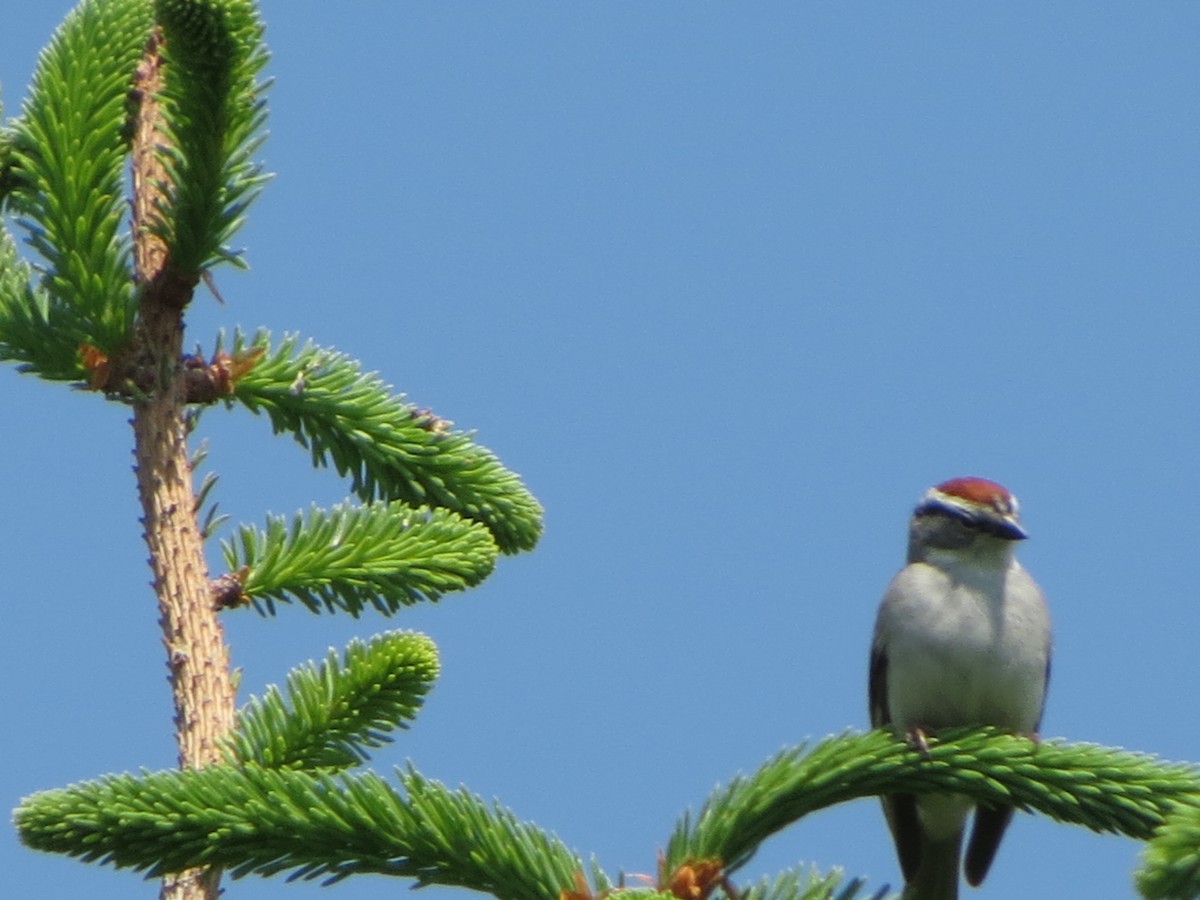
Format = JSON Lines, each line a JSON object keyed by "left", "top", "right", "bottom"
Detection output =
{"left": 914, "top": 501, "right": 1025, "bottom": 541}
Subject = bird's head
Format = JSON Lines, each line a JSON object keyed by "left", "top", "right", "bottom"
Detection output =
{"left": 907, "top": 476, "right": 1026, "bottom": 564}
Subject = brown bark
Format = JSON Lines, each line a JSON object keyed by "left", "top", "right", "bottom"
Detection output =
{"left": 130, "top": 29, "right": 235, "bottom": 900}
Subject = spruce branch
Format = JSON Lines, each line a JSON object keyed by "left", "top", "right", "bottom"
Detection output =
{"left": 229, "top": 330, "right": 544, "bottom": 553}
{"left": 630, "top": 858, "right": 892, "bottom": 900}
{"left": 221, "top": 501, "right": 499, "bottom": 616}
{"left": 16, "top": 763, "right": 584, "bottom": 900}
{"left": 223, "top": 630, "right": 440, "bottom": 770}
{"left": 667, "top": 728, "right": 1200, "bottom": 877}
{"left": 18, "top": 730, "right": 1197, "bottom": 899}
{"left": 0, "top": 100, "right": 14, "bottom": 203}
{"left": 741, "top": 868, "right": 893, "bottom": 900}
{"left": 0, "top": 0, "right": 152, "bottom": 380}
{"left": 0, "top": 228, "right": 48, "bottom": 343}
{"left": 1137, "top": 803, "right": 1200, "bottom": 900}
{"left": 154, "top": 0, "right": 270, "bottom": 274}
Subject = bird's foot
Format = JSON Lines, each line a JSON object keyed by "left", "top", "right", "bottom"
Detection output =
{"left": 904, "top": 725, "right": 933, "bottom": 758}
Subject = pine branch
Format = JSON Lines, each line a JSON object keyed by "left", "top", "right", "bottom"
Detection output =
{"left": 18, "top": 730, "right": 1197, "bottom": 899}
{"left": 223, "top": 630, "right": 440, "bottom": 770}
{"left": 394, "top": 766, "right": 581, "bottom": 895}
{"left": 221, "top": 500, "right": 498, "bottom": 616}
{"left": 0, "top": 0, "right": 269, "bottom": 382}
{"left": 666, "top": 728, "right": 1200, "bottom": 876}
{"left": 0, "top": 101, "right": 14, "bottom": 203}
{"left": 154, "top": 0, "right": 270, "bottom": 274}
{"left": 1137, "top": 803, "right": 1200, "bottom": 899}
{"left": 0, "top": 228, "right": 48, "bottom": 340}
{"left": 16, "top": 763, "right": 583, "bottom": 900}
{"left": 0, "top": 0, "right": 152, "bottom": 380}
{"left": 618, "top": 863, "right": 893, "bottom": 900}
{"left": 741, "top": 868, "right": 894, "bottom": 900}
{"left": 229, "top": 330, "right": 544, "bottom": 553}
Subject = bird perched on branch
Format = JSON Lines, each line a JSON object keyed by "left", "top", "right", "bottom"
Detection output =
{"left": 869, "top": 476, "right": 1052, "bottom": 899}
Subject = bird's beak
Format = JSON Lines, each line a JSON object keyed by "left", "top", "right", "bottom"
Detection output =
{"left": 994, "top": 516, "right": 1028, "bottom": 541}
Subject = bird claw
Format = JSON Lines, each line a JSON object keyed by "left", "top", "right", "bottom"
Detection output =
{"left": 905, "top": 726, "right": 933, "bottom": 758}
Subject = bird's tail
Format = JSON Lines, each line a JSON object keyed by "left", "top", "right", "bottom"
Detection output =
{"left": 902, "top": 830, "right": 962, "bottom": 900}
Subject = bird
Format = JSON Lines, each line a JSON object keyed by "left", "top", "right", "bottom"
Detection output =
{"left": 868, "top": 476, "right": 1052, "bottom": 900}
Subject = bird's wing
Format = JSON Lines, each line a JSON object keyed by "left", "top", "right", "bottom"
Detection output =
{"left": 870, "top": 642, "right": 925, "bottom": 881}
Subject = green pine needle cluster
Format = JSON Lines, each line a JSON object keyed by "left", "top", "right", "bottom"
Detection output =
{"left": 155, "top": 0, "right": 270, "bottom": 272}
{"left": 741, "top": 868, "right": 893, "bottom": 900}
{"left": 223, "top": 631, "right": 439, "bottom": 770}
{"left": 1138, "top": 803, "right": 1200, "bottom": 899}
{"left": 0, "top": 0, "right": 152, "bottom": 378}
{"left": 223, "top": 501, "right": 498, "bottom": 616}
{"left": 0, "top": 230, "right": 45, "bottom": 360}
{"left": 230, "top": 330, "right": 544, "bottom": 553}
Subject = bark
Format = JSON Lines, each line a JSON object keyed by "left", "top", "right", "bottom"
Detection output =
{"left": 130, "top": 29, "right": 235, "bottom": 900}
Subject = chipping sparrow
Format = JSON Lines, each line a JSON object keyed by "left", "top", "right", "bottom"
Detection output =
{"left": 869, "top": 477, "right": 1052, "bottom": 900}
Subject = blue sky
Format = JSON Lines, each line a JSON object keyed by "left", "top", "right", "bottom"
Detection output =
{"left": 4, "top": 4, "right": 1200, "bottom": 899}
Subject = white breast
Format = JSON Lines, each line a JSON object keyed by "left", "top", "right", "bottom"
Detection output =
{"left": 875, "top": 559, "right": 1050, "bottom": 734}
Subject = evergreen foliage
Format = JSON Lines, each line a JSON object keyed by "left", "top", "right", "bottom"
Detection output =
{"left": 666, "top": 728, "right": 1200, "bottom": 875}
{"left": 154, "top": 0, "right": 270, "bottom": 272}
{"left": 16, "top": 728, "right": 1200, "bottom": 898}
{"left": 230, "top": 330, "right": 543, "bottom": 553}
{"left": 741, "top": 868, "right": 891, "bottom": 900}
{"left": 15, "top": 764, "right": 585, "bottom": 898}
{"left": 222, "top": 501, "right": 498, "bottom": 616}
{"left": 0, "top": 0, "right": 152, "bottom": 378}
{"left": 1138, "top": 803, "right": 1200, "bottom": 899}
{"left": 223, "top": 631, "right": 439, "bottom": 770}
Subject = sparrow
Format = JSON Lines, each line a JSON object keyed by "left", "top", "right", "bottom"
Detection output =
{"left": 869, "top": 476, "right": 1052, "bottom": 899}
